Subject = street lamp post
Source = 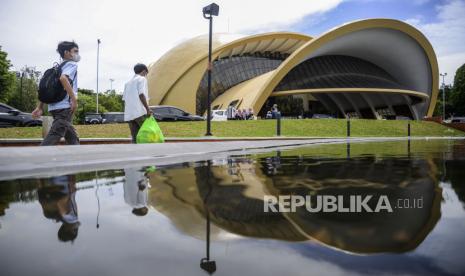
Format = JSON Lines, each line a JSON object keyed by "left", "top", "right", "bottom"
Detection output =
{"left": 109, "top": 78, "right": 114, "bottom": 93}
{"left": 19, "top": 71, "right": 24, "bottom": 109}
{"left": 440, "top": 73, "right": 447, "bottom": 121}
{"left": 203, "top": 3, "right": 219, "bottom": 136}
{"left": 96, "top": 39, "right": 101, "bottom": 113}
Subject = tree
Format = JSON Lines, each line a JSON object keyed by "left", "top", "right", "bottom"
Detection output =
{"left": 99, "top": 90, "right": 123, "bottom": 112}
{"left": 9, "top": 66, "right": 41, "bottom": 112}
{"left": 433, "top": 85, "right": 453, "bottom": 117}
{"left": 0, "top": 46, "right": 17, "bottom": 104}
{"left": 450, "top": 63, "right": 465, "bottom": 116}
{"left": 75, "top": 89, "right": 107, "bottom": 124}
{"left": 74, "top": 89, "right": 123, "bottom": 124}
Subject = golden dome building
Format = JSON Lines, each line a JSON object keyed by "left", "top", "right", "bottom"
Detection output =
{"left": 147, "top": 19, "right": 438, "bottom": 120}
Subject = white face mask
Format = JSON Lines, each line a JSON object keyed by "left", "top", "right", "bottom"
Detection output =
{"left": 72, "top": 53, "right": 81, "bottom": 62}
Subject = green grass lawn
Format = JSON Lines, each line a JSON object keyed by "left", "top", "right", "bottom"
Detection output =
{"left": 0, "top": 119, "right": 463, "bottom": 139}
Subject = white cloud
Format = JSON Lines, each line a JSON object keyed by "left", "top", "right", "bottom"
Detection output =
{"left": 405, "top": 0, "right": 465, "bottom": 85}
{"left": 0, "top": 0, "right": 342, "bottom": 93}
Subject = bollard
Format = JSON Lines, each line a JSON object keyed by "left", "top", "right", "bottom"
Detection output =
{"left": 408, "top": 121, "right": 411, "bottom": 137}
{"left": 347, "top": 119, "right": 351, "bottom": 137}
{"left": 276, "top": 113, "right": 281, "bottom": 136}
{"left": 42, "top": 116, "right": 53, "bottom": 138}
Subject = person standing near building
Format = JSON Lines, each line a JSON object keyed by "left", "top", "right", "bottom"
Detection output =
{"left": 246, "top": 108, "right": 254, "bottom": 120}
{"left": 235, "top": 109, "right": 243, "bottom": 120}
{"left": 32, "top": 41, "right": 80, "bottom": 146}
{"left": 122, "top": 63, "right": 152, "bottom": 143}
{"left": 271, "top": 104, "right": 280, "bottom": 119}
{"left": 227, "top": 104, "right": 235, "bottom": 120}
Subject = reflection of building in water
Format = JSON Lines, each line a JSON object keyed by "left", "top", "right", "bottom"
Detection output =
{"left": 148, "top": 155, "right": 442, "bottom": 254}
{"left": 149, "top": 161, "right": 305, "bottom": 241}
{"left": 148, "top": 163, "right": 228, "bottom": 240}
{"left": 260, "top": 156, "right": 442, "bottom": 253}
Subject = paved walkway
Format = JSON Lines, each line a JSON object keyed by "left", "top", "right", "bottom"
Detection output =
{"left": 0, "top": 136, "right": 348, "bottom": 147}
{"left": 1, "top": 137, "right": 463, "bottom": 180}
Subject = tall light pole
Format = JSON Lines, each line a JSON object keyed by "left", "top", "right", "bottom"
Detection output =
{"left": 440, "top": 72, "right": 447, "bottom": 121}
{"left": 96, "top": 39, "right": 101, "bottom": 113}
{"left": 17, "top": 70, "right": 25, "bottom": 109}
{"left": 203, "top": 3, "right": 219, "bottom": 136}
{"left": 109, "top": 78, "right": 114, "bottom": 92}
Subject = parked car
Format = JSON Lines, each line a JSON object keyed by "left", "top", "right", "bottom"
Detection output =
{"left": 451, "top": 117, "right": 465, "bottom": 123}
{"left": 102, "top": 112, "right": 124, "bottom": 124}
{"left": 312, "top": 114, "right": 335, "bottom": 119}
{"left": 85, "top": 113, "right": 103, "bottom": 124}
{"left": 0, "top": 103, "right": 42, "bottom": 127}
{"left": 150, "top": 105, "right": 204, "bottom": 121}
{"left": 211, "top": 109, "right": 227, "bottom": 121}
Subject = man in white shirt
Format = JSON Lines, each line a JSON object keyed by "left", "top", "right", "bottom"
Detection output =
{"left": 123, "top": 167, "right": 149, "bottom": 216}
{"left": 122, "top": 63, "right": 152, "bottom": 143}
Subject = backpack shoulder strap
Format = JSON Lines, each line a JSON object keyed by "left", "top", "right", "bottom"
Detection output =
{"left": 57, "top": 60, "right": 77, "bottom": 83}
{"left": 58, "top": 60, "right": 70, "bottom": 69}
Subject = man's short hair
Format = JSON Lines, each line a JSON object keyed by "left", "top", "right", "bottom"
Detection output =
{"left": 57, "top": 41, "right": 79, "bottom": 58}
{"left": 134, "top": 63, "right": 148, "bottom": 74}
{"left": 58, "top": 222, "right": 80, "bottom": 242}
{"left": 132, "top": 207, "right": 149, "bottom": 216}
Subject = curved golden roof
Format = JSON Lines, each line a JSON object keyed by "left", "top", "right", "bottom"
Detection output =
{"left": 147, "top": 19, "right": 438, "bottom": 118}
{"left": 147, "top": 32, "right": 312, "bottom": 113}
{"left": 252, "top": 18, "right": 438, "bottom": 118}
{"left": 147, "top": 33, "right": 244, "bottom": 107}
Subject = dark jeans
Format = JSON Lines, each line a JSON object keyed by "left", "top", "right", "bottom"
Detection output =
{"left": 128, "top": 115, "right": 147, "bottom": 144}
{"left": 41, "top": 108, "right": 80, "bottom": 146}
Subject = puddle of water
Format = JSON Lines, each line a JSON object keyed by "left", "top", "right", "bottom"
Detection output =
{"left": 1, "top": 139, "right": 465, "bottom": 276}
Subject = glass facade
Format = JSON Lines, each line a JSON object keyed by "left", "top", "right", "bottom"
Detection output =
{"left": 195, "top": 54, "right": 414, "bottom": 119}
{"left": 196, "top": 53, "right": 288, "bottom": 115}
{"left": 273, "top": 55, "right": 408, "bottom": 93}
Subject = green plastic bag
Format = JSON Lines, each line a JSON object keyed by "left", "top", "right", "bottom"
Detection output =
{"left": 136, "top": 116, "right": 165, "bottom": 144}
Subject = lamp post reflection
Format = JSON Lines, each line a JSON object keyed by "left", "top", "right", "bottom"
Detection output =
{"left": 200, "top": 160, "right": 216, "bottom": 274}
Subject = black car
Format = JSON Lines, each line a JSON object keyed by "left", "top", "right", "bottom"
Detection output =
{"left": 150, "top": 105, "right": 204, "bottom": 122}
{"left": 0, "top": 103, "right": 42, "bottom": 127}
{"left": 102, "top": 112, "right": 124, "bottom": 124}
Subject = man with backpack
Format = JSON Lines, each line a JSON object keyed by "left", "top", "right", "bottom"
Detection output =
{"left": 122, "top": 63, "right": 152, "bottom": 143}
{"left": 32, "top": 41, "right": 80, "bottom": 146}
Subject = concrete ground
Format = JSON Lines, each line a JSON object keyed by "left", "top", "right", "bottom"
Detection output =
{"left": 1, "top": 136, "right": 464, "bottom": 181}
{"left": 0, "top": 136, "right": 346, "bottom": 147}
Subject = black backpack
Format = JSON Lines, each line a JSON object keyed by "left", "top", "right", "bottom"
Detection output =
{"left": 38, "top": 61, "right": 73, "bottom": 104}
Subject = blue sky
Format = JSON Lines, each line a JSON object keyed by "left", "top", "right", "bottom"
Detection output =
{"left": 291, "top": 0, "right": 465, "bottom": 87}
{"left": 0, "top": 0, "right": 463, "bottom": 91}
{"left": 292, "top": 0, "right": 440, "bottom": 34}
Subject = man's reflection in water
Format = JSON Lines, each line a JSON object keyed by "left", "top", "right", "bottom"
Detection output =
{"left": 124, "top": 168, "right": 150, "bottom": 216}
{"left": 37, "top": 175, "right": 80, "bottom": 243}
